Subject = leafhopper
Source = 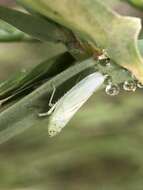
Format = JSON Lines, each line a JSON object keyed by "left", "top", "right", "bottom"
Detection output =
{"left": 39, "top": 72, "right": 105, "bottom": 137}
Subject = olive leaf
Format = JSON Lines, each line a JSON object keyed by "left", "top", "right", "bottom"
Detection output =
{"left": 0, "top": 19, "right": 31, "bottom": 42}
{"left": 0, "top": 52, "right": 74, "bottom": 102}
{"left": 0, "top": 5, "right": 73, "bottom": 43}
{"left": 16, "top": 0, "right": 143, "bottom": 83}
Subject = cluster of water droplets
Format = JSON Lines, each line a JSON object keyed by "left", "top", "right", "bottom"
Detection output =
{"left": 97, "top": 50, "right": 143, "bottom": 96}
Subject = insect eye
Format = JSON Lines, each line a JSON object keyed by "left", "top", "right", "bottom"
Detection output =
{"left": 48, "top": 129, "right": 57, "bottom": 137}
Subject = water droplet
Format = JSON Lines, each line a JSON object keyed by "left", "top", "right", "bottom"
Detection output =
{"left": 123, "top": 81, "right": 137, "bottom": 92}
{"left": 105, "top": 84, "right": 120, "bottom": 96}
{"left": 137, "top": 82, "right": 143, "bottom": 88}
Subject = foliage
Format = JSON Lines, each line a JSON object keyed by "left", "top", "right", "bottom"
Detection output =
{"left": 0, "top": 0, "right": 142, "bottom": 143}
{"left": 0, "top": 0, "right": 143, "bottom": 189}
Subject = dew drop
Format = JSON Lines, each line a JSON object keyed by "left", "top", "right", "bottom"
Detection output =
{"left": 123, "top": 80, "right": 137, "bottom": 92}
{"left": 105, "top": 84, "right": 120, "bottom": 96}
{"left": 137, "top": 82, "right": 143, "bottom": 89}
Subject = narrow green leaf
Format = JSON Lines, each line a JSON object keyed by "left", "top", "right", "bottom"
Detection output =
{"left": 0, "top": 52, "right": 74, "bottom": 101}
{"left": 0, "top": 5, "right": 73, "bottom": 43}
{"left": 0, "top": 19, "right": 31, "bottom": 42}
{"left": 0, "top": 70, "right": 27, "bottom": 99}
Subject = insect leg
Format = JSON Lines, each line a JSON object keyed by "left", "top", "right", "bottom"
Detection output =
{"left": 38, "top": 84, "right": 56, "bottom": 117}
{"left": 49, "top": 84, "right": 56, "bottom": 107}
{"left": 38, "top": 103, "right": 56, "bottom": 117}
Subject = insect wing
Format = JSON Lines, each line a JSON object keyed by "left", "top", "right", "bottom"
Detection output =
{"left": 48, "top": 72, "right": 105, "bottom": 136}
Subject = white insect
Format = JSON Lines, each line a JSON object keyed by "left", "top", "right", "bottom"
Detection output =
{"left": 39, "top": 72, "right": 105, "bottom": 137}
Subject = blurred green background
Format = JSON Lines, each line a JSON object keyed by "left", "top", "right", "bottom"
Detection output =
{"left": 0, "top": 1, "right": 143, "bottom": 190}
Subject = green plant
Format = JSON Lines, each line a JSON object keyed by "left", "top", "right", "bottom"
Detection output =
{"left": 0, "top": 0, "right": 143, "bottom": 143}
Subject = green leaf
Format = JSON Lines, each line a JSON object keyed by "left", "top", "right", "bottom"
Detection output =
{"left": 0, "top": 70, "right": 27, "bottom": 100}
{"left": 0, "top": 5, "right": 73, "bottom": 43}
{"left": 16, "top": 0, "right": 143, "bottom": 83}
{"left": 0, "top": 19, "right": 31, "bottom": 42}
{"left": 0, "top": 58, "right": 97, "bottom": 144}
{"left": 0, "top": 52, "right": 74, "bottom": 102}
